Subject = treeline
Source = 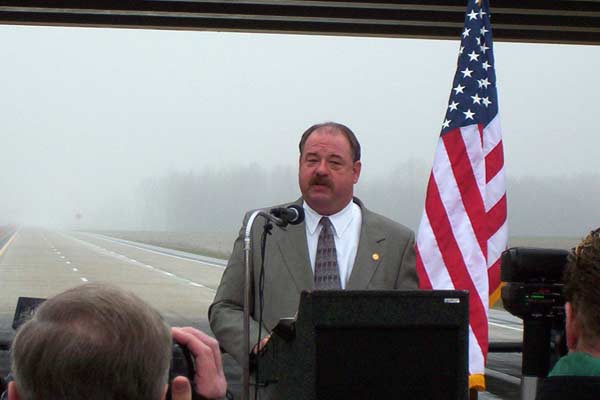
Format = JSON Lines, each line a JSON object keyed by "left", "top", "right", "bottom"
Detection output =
{"left": 136, "top": 163, "right": 299, "bottom": 233}
{"left": 133, "top": 162, "right": 600, "bottom": 237}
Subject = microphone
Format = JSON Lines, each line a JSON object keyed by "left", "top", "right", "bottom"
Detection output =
{"left": 270, "top": 205, "right": 305, "bottom": 226}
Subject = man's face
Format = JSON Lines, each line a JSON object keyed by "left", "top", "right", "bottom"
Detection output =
{"left": 298, "top": 128, "right": 361, "bottom": 215}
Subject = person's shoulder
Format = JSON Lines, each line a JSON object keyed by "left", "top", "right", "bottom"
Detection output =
{"left": 357, "top": 201, "right": 414, "bottom": 239}
{"left": 537, "top": 375, "right": 600, "bottom": 400}
{"left": 550, "top": 352, "right": 600, "bottom": 377}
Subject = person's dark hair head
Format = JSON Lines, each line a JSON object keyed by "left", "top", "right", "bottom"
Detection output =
{"left": 10, "top": 283, "right": 172, "bottom": 400}
{"left": 564, "top": 228, "right": 600, "bottom": 343}
{"left": 299, "top": 122, "right": 361, "bottom": 162}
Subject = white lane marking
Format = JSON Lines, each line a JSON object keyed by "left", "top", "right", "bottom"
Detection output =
{"left": 489, "top": 322, "right": 523, "bottom": 332}
{"left": 478, "top": 389, "right": 508, "bottom": 400}
{"left": 131, "top": 259, "right": 137, "bottom": 262}
{"left": 81, "top": 277, "right": 88, "bottom": 282}
{"left": 66, "top": 261, "right": 71, "bottom": 264}
{"left": 73, "top": 268, "right": 79, "bottom": 272}
{"left": 58, "top": 232, "right": 216, "bottom": 292}
{"left": 85, "top": 233, "right": 225, "bottom": 269}
{"left": 60, "top": 256, "right": 65, "bottom": 259}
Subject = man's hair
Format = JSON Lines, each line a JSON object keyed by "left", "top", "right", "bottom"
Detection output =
{"left": 10, "top": 283, "right": 172, "bottom": 400}
{"left": 564, "top": 228, "right": 600, "bottom": 342}
{"left": 298, "top": 122, "right": 361, "bottom": 162}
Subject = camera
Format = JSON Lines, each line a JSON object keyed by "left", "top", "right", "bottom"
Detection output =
{"left": 500, "top": 247, "right": 570, "bottom": 398}
{"left": 501, "top": 247, "right": 568, "bottom": 320}
{"left": 166, "top": 342, "right": 202, "bottom": 400}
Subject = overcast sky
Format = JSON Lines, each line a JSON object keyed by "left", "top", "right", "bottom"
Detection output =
{"left": 1, "top": 25, "right": 599, "bottom": 233}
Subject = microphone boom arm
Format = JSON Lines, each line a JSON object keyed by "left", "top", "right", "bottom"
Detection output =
{"left": 242, "top": 210, "right": 285, "bottom": 400}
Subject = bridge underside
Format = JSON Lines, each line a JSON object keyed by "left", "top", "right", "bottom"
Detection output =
{"left": 0, "top": 1, "right": 599, "bottom": 45}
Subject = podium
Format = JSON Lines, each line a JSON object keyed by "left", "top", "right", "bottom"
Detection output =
{"left": 257, "top": 290, "right": 469, "bottom": 400}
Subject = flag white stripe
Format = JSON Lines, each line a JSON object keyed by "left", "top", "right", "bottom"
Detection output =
{"left": 432, "top": 141, "right": 488, "bottom": 293}
{"left": 483, "top": 114, "right": 502, "bottom": 155}
{"left": 468, "top": 324, "right": 486, "bottom": 375}
{"left": 487, "top": 220, "right": 508, "bottom": 267}
{"left": 416, "top": 212, "right": 454, "bottom": 289}
{"left": 484, "top": 167, "right": 505, "bottom": 212}
{"left": 461, "top": 125, "right": 487, "bottom": 192}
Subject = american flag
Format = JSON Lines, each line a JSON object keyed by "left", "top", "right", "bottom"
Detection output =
{"left": 415, "top": 0, "right": 507, "bottom": 390}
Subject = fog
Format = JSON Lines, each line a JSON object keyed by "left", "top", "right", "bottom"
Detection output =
{"left": 1, "top": 26, "right": 599, "bottom": 237}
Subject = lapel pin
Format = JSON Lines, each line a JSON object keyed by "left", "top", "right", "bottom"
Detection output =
{"left": 372, "top": 253, "right": 380, "bottom": 261}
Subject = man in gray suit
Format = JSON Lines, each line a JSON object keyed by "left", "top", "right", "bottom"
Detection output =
{"left": 208, "top": 122, "right": 418, "bottom": 392}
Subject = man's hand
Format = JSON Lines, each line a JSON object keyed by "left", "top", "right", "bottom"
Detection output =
{"left": 169, "top": 376, "right": 193, "bottom": 400}
{"left": 252, "top": 334, "right": 271, "bottom": 354}
{"left": 171, "top": 327, "right": 227, "bottom": 399}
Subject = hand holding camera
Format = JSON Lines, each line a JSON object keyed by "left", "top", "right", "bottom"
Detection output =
{"left": 169, "top": 327, "right": 227, "bottom": 400}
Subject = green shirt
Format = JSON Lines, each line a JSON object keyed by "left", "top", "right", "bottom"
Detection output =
{"left": 549, "top": 351, "right": 600, "bottom": 377}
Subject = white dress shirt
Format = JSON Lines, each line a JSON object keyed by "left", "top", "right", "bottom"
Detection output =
{"left": 303, "top": 200, "right": 362, "bottom": 289}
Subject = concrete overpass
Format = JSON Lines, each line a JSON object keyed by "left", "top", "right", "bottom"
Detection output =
{"left": 0, "top": 0, "right": 599, "bottom": 45}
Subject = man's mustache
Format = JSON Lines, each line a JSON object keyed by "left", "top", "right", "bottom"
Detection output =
{"left": 309, "top": 176, "right": 333, "bottom": 188}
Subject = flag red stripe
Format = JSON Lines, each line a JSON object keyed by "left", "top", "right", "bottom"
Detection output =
{"left": 424, "top": 175, "right": 489, "bottom": 357}
{"left": 488, "top": 258, "right": 501, "bottom": 296}
{"left": 486, "top": 193, "right": 507, "bottom": 233}
{"left": 485, "top": 141, "right": 504, "bottom": 183}
{"left": 442, "top": 130, "right": 488, "bottom": 255}
{"left": 415, "top": 246, "right": 433, "bottom": 289}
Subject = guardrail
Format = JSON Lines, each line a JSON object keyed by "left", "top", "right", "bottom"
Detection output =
{"left": 489, "top": 341, "right": 523, "bottom": 353}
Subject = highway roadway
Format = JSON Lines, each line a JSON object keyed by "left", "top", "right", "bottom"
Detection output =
{"left": 0, "top": 227, "right": 523, "bottom": 399}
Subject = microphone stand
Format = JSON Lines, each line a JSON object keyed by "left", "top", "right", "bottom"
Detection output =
{"left": 242, "top": 210, "right": 285, "bottom": 400}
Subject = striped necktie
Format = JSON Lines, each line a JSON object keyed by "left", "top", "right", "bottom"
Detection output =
{"left": 314, "top": 217, "right": 341, "bottom": 290}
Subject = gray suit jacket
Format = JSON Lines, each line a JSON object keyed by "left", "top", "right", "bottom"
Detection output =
{"left": 208, "top": 197, "right": 418, "bottom": 367}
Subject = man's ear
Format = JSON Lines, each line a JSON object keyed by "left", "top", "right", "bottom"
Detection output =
{"left": 565, "top": 302, "right": 579, "bottom": 351}
{"left": 8, "top": 381, "right": 20, "bottom": 400}
{"left": 352, "top": 160, "right": 362, "bottom": 184}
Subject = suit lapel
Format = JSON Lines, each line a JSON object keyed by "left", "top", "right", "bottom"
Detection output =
{"left": 347, "top": 207, "right": 386, "bottom": 289}
{"left": 276, "top": 214, "right": 314, "bottom": 293}
{"left": 272, "top": 198, "right": 385, "bottom": 291}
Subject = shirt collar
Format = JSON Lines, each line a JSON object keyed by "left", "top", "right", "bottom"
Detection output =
{"left": 303, "top": 200, "right": 355, "bottom": 238}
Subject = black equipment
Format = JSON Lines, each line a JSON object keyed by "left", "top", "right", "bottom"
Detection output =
{"left": 501, "top": 247, "right": 568, "bottom": 320}
{"left": 166, "top": 343, "right": 201, "bottom": 400}
{"left": 500, "top": 247, "right": 570, "bottom": 400}
{"left": 12, "top": 296, "right": 45, "bottom": 330}
{"left": 258, "top": 290, "right": 469, "bottom": 400}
